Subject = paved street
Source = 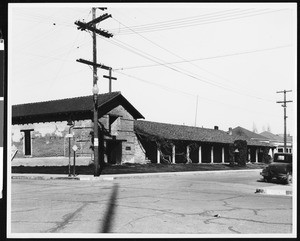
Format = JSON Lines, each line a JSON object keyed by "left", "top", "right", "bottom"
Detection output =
{"left": 9, "top": 170, "right": 294, "bottom": 237}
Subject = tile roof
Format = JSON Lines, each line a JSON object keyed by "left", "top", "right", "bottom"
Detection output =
{"left": 232, "top": 126, "right": 269, "bottom": 140}
{"left": 232, "top": 127, "right": 273, "bottom": 147}
{"left": 260, "top": 131, "right": 293, "bottom": 143}
{"left": 12, "top": 92, "right": 144, "bottom": 124}
{"left": 134, "top": 120, "right": 234, "bottom": 144}
{"left": 134, "top": 121, "right": 273, "bottom": 147}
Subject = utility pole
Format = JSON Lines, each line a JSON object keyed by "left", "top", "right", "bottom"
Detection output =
{"left": 103, "top": 68, "right": 117, "bottom": 93}
{"left": 75, "top": 7, "right": 113, "bottom": 176}
{"left": 276, "top": 90, "right": 293, "bottom": 153}
{"left": 194, "top": 95, "right": 198, "bottom": 127}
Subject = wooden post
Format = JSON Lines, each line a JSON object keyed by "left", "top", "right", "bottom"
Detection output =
{"left": 157, "top": 145, "right": 160, "bottom": 164}
{"left": 198, "top": 145, "right": 202, "bottom": 163}
{"left": 248, "top": 148, "right": 251, "bottom": 162}
{"left": 222, "top": 147, "right": 225, "bottom": 163}
{"left": 186, "top": 145, "right": 191, "bottom": 163}
{"left": 255, "top": 148, "right": 259, "bottom": 163}
{"left": 172, "top": 144, "right": 176, "bottom": 164}
{"left": 211, "top": 146, "right": 214, "bottom": 163}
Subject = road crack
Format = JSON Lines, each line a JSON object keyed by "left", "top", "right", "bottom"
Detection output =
{"left": 46, "top": 202, "right": 89, "bottom": 233}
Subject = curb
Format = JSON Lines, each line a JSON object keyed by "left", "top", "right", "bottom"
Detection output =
{"left": 11, "top": 169, "right": 262, "bottom": 181}
{"left": 255, "top": 188, "right": 292, "bottom": 196}
{"left": 11, "top": 175, "right": 80, "bottom": 180}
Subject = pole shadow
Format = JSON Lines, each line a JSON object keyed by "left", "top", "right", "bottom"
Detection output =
{"left": 100, "top": 183, "right": 119, "bottom": 233}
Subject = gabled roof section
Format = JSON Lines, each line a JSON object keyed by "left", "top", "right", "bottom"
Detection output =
{"left": 134, "top": 120, "right": 234, "bottom": 144}
{"left": 232, "top": 126, "right": 273, "bottom": 147}
{"left": 260, "top": 131, "right": 293, "bottom": 143}
{"left": 232, "top": 126, "right": 269, "bottom": 141}
{"left": 12, "top": 92, "right": 144, "bottom": 125}
{"left": 259, "top": 131, "right": 281, "bottom": 141}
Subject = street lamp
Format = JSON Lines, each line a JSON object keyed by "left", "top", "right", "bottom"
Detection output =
{"left": 92, "top": 83, "right": 99, "bottom": 97}
{"left": 92, "top": 83, "right": 100, "bottom": 176}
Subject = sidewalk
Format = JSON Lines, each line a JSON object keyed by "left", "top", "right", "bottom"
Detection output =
{"left": 255, "top": 184, "right": 293, "bottom": 196}
{"left": 11, "top": 168, "right": 262, "bottom": 181}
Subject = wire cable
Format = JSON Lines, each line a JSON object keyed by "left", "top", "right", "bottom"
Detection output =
{"left": 110, "top": 8, "right": 288, "bottom": 35}
{"left": 112, "top": 16, "right": 286, "bottom": 102}
{"left": 104, "top": 35, "right": 276, "bottom": 103}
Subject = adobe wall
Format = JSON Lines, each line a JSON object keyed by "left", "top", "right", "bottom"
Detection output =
{"left": 11, "top": 105, "right": 148, "bottom": 164}
{"left": 11, "top": 120, "right": 92, "bottom": 158}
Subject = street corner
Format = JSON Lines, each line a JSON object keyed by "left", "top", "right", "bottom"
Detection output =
{"left": 255, "top": 184, "right": 293, "bottom": 196}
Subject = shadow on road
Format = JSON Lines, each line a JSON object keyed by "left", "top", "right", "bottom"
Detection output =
{"left": 257, "top": 178, "right": 291, "bottom": 185}
{"left": 100, "top": 183, "right": 119, "bottom": 233}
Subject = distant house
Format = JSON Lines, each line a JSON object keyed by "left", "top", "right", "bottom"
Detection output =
{"left": 260, "top": 131, "right": 293, "bottom": 154}
{"left": 232, "top": 126, "right": 276, "bottom": 162}
{"left": 232, "top": 126, "right": 269, "bottom": 141}
{"left": 134, "top": 121, "right": 274, "bottom": 164}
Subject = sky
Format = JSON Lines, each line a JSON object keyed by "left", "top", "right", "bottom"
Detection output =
{"left": 8, "top": 2, "right": 297, "bottom": 136}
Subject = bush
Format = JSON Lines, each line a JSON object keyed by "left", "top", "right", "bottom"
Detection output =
{"left": 262, "top": 147, "right": 272, "bottom": 164}
{"left": 234, "top": 140, "right": 248, "bottom": 166}
{"left": 228, "top": 144, "right": 235, "bottom": 166}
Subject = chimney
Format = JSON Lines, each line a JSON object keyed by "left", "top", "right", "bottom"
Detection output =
{"left": 214, "top": 126, "right": 219, "bottom": 130}
{"left": 228, "top": 127, "right": 232, "bottom": 135}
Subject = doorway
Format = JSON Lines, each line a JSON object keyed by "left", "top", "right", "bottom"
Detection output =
{"left": 21, "top": 129, "right": 33, "bottom": 156}
{"left": 106, "top": 141, "right": 122, "bottom": 164}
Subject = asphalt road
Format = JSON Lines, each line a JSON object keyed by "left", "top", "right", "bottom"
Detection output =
{"left": 9, "top": 170, "right": 294, "bottom": 237}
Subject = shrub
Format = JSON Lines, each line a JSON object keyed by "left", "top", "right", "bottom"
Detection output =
{"left": 262, "top": 147, "right": 272, "bottom": 164}
{"left": 234, "top": 140, "right": 248, "bottom": 166}
{"left": 228, "top": 143, "right": 235, "bottom": 166}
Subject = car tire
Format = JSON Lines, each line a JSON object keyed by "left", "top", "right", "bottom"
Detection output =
{"left": 264, "top": 176, "right": 272, "bottom": 182}
{"left": 286, "top": 172, "right": 292, "bottom": 185}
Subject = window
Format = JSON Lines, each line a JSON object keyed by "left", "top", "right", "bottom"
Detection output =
{"left": 109, "top": 115, "right": 119, "bottom": 134}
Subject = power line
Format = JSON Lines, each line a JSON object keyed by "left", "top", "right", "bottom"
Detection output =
{"left": 110, "top": 8, "right": 265, "bottom": 34}
{"left": 112, "top": 16, "right": 287, "bottom": 102}
{"left": 115, "top": 44, "right": 292, "bottom": 70}
{"left": 103, "top": 34, "right": 275, "bottom": 103}
{"left": 116, "top": 70, "right": 281, "bottom": 118}
{"left": 111, "top": 8, "right": 288, "bottom": 35}
{"left": 112, "top": 8, "right": 248, "bottom": 31}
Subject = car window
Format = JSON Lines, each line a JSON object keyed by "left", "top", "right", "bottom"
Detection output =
{"left": 274, "top": 154, "right": 292, "bottom": 163}
{"left": 277, "top": 156, "right": 285, "bottom": 161}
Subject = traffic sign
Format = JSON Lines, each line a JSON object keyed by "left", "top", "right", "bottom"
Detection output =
{"left": 72, "top": 145, "right": 78, "bottom": 152}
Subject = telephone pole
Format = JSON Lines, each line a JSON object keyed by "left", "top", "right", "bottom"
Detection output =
{"left": 103, "top": 68, "right": 117, "bottom": 93}
{"left": 276, "top": 90, "right": 293, "bottom": 153}
{"left": 194, "top": 95, "right": 198, "bottom": 127}
{"left": 75, "top": 7, "right": 113, "bottom": 176}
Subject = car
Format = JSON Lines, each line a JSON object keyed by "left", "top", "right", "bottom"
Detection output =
{"left": 260, "top": 153, "right": 292, "bottom": 184}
